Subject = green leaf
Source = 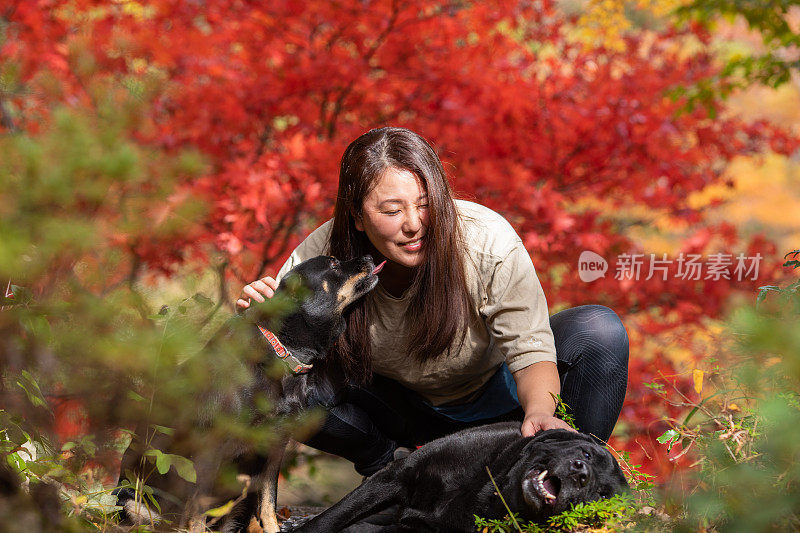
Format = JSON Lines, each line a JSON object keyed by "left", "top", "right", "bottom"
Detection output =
{"left": 144, "top": 489, "right": 162, "bottom": 514}
{"left": 757, "top": 285, "right": 781, "bottom": 305}
{"left": 78, "top": 435, "right": 97, "bottom": 457}
{"left": 145, "top": 450, "right": 195, "bottom": 482}
{"left": 7, "top": 452, "right": 27, "bottom": 472}
{"left": 204, "top": 499, "right": 235, "bottom": 517}
{"left": 127, "top": 390, "right": 147, "bottom": 403}
{"left": 170, "top": 454, "right": 196, "bottom": 483}
{"left": 151, "top": 424, "right": 175, "bottom": 436}
{"left": 16, "top": 371, "right": 49, "bottom": 410}
{"left": 155, "top": 452, "right": 170, "bottom": 475}
{"left": 145, "top": 449, "right": 170, "bottom": 475}
{"left": 657, "top": 429, "right": 680, "bottom": 445}
{"left": 192, "top": 292, "right": 215, "bottom": 309}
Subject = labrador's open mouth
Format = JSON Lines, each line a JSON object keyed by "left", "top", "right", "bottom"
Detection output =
{"left": 526, "top": 469, "right": 561, "bottom": 505}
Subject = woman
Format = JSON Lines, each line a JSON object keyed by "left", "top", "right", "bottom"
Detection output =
{"left": 237, "top": 127, "right": 628, "bottom": 476}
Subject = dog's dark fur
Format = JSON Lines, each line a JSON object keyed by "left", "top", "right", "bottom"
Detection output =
{"left": 117, "top": 255, "right": 381, "bottom": 533}
{"left": 288, "top": 423, "right": 629, "bottom": 533}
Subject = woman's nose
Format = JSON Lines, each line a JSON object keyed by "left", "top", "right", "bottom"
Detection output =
{"left": 403, "top": 208, "right": 422, "bottom": 233}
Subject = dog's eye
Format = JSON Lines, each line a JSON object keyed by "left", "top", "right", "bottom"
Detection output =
{"left": 329, "top": 259, "right": 339, "bottom": 269}
{"left": 583, "top": 451, "right": 591, "bottom": 460}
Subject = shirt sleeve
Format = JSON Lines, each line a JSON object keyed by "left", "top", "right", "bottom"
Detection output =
{"left": 275, "top": 220, "right": 334, "bottom": 283}
{"left": 482, "top": 241, "right": 557, "bottom": 372}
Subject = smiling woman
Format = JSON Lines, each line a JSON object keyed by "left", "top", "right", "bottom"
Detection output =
{"left": 354, "top": 167, "right": 428, "bottom": 270}
{"left": 237, "top": 127, "right": 629, "bottom": 481}
{"left": 327, "top": 128, "right": 475, "bottom": 373}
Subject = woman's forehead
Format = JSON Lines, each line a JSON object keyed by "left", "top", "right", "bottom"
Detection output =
{"left": 366, "top": 167, "right": 427, "bottom": 202}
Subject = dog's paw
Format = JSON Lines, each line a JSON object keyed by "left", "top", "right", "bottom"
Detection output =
{"left": 278, "top": 514, "right": 315, "bottom": 531}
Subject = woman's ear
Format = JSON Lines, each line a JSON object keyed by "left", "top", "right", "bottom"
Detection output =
{"left": 353, "top": 210, "right": 364, "bottom": 232}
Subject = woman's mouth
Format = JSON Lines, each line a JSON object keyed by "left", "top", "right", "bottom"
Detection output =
{"left": 399, "top": 236, "right": 424, "bottom": 252}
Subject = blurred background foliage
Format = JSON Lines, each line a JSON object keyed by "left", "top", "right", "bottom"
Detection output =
{"left": 640, "top": 252, "right": 800, "bottom": 531}
{"left": 0, "top": 88, "right": 317, "bottom": 529}
{"left": 0, "top": 0, "right": 799, "bottom": 531}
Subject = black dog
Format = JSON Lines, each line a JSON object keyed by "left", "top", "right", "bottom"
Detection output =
{"left": 117, "top": 255, "right": 383, "bottom": 533}
{"left": 288, "top": 423, "right": 629, "bottom": 532}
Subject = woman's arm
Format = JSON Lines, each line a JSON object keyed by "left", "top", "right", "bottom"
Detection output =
{"left": 513, "top": 361, "right": 576, "bottom": 437}
{"left": 480, "top": 239, "right": 569, "bottom": 436}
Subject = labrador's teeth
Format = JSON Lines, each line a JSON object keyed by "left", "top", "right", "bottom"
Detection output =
{"left": 535, "top": 470, "right": 556, "bottom": 501}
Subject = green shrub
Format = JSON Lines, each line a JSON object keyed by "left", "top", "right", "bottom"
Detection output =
{"left": 653, "top": 250, "right": 800, "bottom": 532}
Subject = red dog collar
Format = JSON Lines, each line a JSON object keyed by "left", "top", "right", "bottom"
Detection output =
{"left": 257, "top": 325, "right": 314, "bottom": 375}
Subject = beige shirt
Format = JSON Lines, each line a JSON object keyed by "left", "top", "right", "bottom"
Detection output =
{"left": 275, "top": 200, "right": 556, "bottom": 405}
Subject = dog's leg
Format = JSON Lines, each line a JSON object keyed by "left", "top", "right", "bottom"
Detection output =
{"left": 397, "top": 509, "right": 450, "bottom": 533}
{"left": 293, "top": 469, "right": 401, "bottom": 532}
{"left": 257, "top": 437, "right": 288, "bottom": 533}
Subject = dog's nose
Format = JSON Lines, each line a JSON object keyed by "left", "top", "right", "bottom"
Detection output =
{"left": 363, "top": 254, "right": 373, "bottom": 264}
{"left": 571, "top": 459, "right": 589, "bottom": 487}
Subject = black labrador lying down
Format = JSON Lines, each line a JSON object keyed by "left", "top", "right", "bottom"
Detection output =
{"left": 117, "top": 255, "right": 383, "bottom": 533}
{"left": 287, "top": 423, "right": 629, "bottom": 533}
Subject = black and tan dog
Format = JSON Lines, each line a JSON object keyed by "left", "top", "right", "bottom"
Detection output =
{"left": 117, "top": 255, "right": 383, "bottom": 533}
{"left": 286, "top": 422, "right": 629, "bottom": 532}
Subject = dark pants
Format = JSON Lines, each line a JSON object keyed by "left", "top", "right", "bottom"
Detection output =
{"left": 303, "top": 305, "right": 629, "bottom": 476}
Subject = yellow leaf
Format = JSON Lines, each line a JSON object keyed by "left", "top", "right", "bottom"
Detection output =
{"left": 727, "top": 403, "right": 740, "bottom": 412}
{"left": 693, "top": 368, "right": 704, "bottom": 395}
{"left": 204, "top": 499, "right": 235, "bottom": 518}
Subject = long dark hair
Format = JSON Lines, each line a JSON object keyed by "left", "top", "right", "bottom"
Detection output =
{"left": 329, "top": 127, "right": 474, "bottom": 383}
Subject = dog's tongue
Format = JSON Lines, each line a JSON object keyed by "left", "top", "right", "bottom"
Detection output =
{"left": 372, "top": 260, "right": 386, "bottom": 275}
{"left": 543, "top": 478, "right": 558, "bottom": 497}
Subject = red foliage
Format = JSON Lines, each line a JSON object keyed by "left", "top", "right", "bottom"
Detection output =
{"left": 3, "top": 0, "right": 797, "bottom": 480}
{"left": 50, "top": 397, "right": 89, "bottom": 443}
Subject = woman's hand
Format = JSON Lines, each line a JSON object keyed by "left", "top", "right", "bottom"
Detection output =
{"left": 236, "top": 276, "right": 279, "bottom": 310}
{"left": 521, "top": 412, "right": 577, "bottom": 438}
{"left": 513, "top": 362, "right": 577, "bottom": 437}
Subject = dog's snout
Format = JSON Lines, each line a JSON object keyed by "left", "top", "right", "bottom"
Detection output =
{"left": 571, "top": 459, "right": 589, "bottom": 487}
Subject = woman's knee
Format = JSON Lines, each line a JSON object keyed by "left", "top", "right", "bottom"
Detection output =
{"left": 554, "top": 305, "right": 629, "bottom": 370}
{"left": 583, "top": 305, "right": 628, "bottom": 361}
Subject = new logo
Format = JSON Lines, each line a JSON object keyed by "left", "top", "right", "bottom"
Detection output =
{"left": 578, "top": 251, "right": 608, "bottom": 282}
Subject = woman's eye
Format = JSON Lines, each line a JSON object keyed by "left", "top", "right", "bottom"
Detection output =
{"left": 418, "top": 204, "right": 429, "bottom": 209}
{"left": 382, "top": 210, "right": 400, "bottom": 215}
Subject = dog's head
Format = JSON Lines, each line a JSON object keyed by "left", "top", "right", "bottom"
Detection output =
{"left": 268, "top": 255, "right": 383, "bottom": 360}
{"left": 281, "top": 255, "right": 383, "bottom": 315}
{"left": 514, "top": 429, "right": 629, "bottom": 519}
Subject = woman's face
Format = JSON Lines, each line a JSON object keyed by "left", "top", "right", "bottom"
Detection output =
{"left": 355, "top": 167, "right": 429, "bottom": 269}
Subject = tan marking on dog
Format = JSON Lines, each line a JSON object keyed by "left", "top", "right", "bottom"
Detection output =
{"left": 322, "top": 280, "right": 329, "bottom": 292}
{"left": 260, "top": 490, "right": 280, "bottom": 533}
{"left": 336, "top": 273, "right": 369, "bottom": 311}
{"left": 247, "top": 516, "right": 265, "bottom": 533}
